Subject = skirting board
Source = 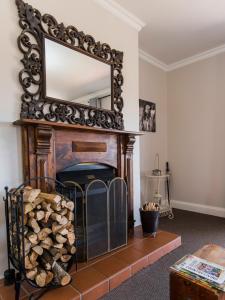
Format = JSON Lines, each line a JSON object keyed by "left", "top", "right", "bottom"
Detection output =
{"left": 172, "top": 200, "right": 225, "bottom": 218}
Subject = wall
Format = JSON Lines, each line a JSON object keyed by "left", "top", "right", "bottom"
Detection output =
{"left": 0, "top": 0, "right": 140, "bottom": 278}
{"left": 167, "top": 53, "right": 225, "bottom": 214}
{"left": 139, "top": 58, "right": 167, "bottom": 204}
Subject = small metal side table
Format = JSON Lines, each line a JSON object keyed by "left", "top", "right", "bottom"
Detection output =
{"left": 144, "top": 174, "right": 174, "bottom": 219}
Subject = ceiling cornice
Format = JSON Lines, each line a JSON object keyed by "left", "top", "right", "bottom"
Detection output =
{"left": 94, "top": 0, "right": 146, "bottom": 32}
{"left": 140, "top": 44, "right": 225, "bottom": 72}
{"left": 167, "top": 44, "right": 225, "bottom": 71}
{"left": 139, "top": 49, "right": 169, "bottom": 71}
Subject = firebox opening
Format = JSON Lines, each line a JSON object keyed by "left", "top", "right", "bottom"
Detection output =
{"left": 56, "top": 163, "right": 116, "bottom": 188}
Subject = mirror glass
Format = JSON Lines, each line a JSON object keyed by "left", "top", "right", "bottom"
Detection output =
{"left": 44, "top": 38, "right": 112, "bottom": 110}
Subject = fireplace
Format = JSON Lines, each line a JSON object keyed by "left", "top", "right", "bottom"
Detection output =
{"left": 16, "top": 120, "right": 139, "bottom": 233}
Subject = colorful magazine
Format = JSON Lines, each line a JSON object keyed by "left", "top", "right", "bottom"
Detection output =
{"left": 171, "top": 255, "right": 225, "bottom": 292}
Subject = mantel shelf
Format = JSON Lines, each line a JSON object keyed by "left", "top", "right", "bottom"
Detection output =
{"left": 13, "top": 119, "right": 144, "bottom": 136}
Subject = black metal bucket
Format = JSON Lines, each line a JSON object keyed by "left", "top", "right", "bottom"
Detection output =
{"left": 139, "top": 209, "right": 159, "bottom": 237}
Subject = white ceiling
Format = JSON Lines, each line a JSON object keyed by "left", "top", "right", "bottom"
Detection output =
{"left": 113, "top": 0, "right": 225, "bottom": 65}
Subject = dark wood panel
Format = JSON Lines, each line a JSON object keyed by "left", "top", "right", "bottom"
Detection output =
{"left": 72, "top": 141, "right": 107, "bottom": 153}
{"left": 55, "top": 130, "right": 117, "bottom": 172}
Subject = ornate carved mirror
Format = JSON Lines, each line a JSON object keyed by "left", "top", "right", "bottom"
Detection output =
{"left": 16, "top": 0, "right": 124, "bottom": 130}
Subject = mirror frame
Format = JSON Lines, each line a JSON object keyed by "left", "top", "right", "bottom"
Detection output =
{"left": 15, "top": 0, "right": 124, "bottom": 130}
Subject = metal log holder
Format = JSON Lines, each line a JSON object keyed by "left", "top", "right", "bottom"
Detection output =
{"left": 3, "top": 177, "right": 78, "bottom": 300}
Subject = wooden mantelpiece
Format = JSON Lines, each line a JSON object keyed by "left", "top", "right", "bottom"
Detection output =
{"left": 14, "top": 119, "right": 142, "bottom": 231}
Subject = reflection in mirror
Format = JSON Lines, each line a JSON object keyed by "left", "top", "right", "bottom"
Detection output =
{"left": 44, "top": 38, "right": 112, "bottom": 110}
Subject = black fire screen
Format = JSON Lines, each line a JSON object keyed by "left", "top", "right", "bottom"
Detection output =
{"left": 86, "top": 180, "right": 109, "bottom": 260}
{"left": 109, "top": 178, "right": 127, "bottom": 251}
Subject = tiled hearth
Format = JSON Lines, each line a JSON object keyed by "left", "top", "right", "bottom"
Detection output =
{"left": 0, "top": 228, "right": 181, "bottom": 300}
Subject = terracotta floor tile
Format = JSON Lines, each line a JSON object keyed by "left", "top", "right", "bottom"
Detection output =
{"left": 131, "top": 257, "right": 149, "bottom": 274}
{"left": 92, "top": 256, "right": 130, "bottom": 278}
{"left": 71, "top": 266, "right": 108, "bottom": 293}
{"left": 82, "top": 281, "right": 109, "bottom": 300}
{"left": 148, "top": 248, "right": 164, "bottom": 264}
{"left": 133, "top": 231, "right": 179, "bottom": 255}
{"left": 0, "top": 284, "right": 27, "bottom": 300}
{"left": 114, "top": 246, "right": 146, "bottom": 265}
{"left": 109, "top": 268, "right": 131, "bottom": 290}
{"left": 40, "top": 285, "right": 80, "bottom": 300}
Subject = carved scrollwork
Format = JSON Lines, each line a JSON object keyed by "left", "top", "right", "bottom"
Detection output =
{"left": 15, "top": 0, "right": 124, "bottom": 130}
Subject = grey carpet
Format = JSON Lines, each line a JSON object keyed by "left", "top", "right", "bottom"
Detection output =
{"left": 101, "top": 209, "right": 225, "bottom": 300}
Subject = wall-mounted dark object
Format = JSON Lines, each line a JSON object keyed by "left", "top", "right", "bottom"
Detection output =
{"left": 15, "top": 0, "right": 124, "bottom": 130}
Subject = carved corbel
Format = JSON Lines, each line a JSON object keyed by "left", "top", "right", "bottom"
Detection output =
{"left": 35, "top": 125, "right": 52, "bottom": 154}
{"left": 35, "top": 125, "right": 55, "bottom": 190}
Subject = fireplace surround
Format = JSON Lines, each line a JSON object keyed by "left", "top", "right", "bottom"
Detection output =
{"left": 14, "top": 119, "right": 141, "bottom": 232}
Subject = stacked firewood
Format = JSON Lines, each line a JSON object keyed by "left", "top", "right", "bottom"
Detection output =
{"left": 142, "top": 202, "right": 159, "bottom": 211}
{"left": 14, "top": 186, "right": 76, "bottom": 287}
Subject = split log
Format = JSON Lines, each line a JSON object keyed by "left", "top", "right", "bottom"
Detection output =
{"left": 35, "top": 269, "right": 47, "bottom": 287}
{"left": 26, "top": 267, "right": 38, "bottom": 280}
{"left": 66, "top": 244, "right": 76, "bottom": 255}
{"left": 61, "top": 200, "right": 67, "bottom": 208}
{"left": 38, "top": 228, "right": 52, "bottom": 241}
{"left": 66, "top": 211, "right": 74, "bottom": 221}
{"left": 49, "top": 247, "right": 62, "bottom": 261}
{"left": 58, "top": 228, "right": 68, "bottom": 236}
{"left": 28, "top": 218, "right": 40, "bottom": 233}
{"left": 35, "top": 210, "right": 45, "bottom": 221}
{"left": 39, "top": 257, "right": 51, "bottom": 271}
{"left": 65, "top": 201, "right": 74, "bottom": 212}
{"left": 61, "top": 248, "right": 67, "bottom": 255}
{"left": 54, "top": 243, "right": 64, "bottom": 249}
{"left": 24, "top": 188, "right": 41, "bottom": 203}
{"left": 40, "top": 237, "right": 53, "bottom": 250}
{"left": 24, "top": 238, "right": 31, "bottom": 255}
{"left": 61, "top": 255, "right": 72, "bottom": 263}
{"left": 25, "top": 255, "right": 38, "bottom": 270}
{"left": 29, "top": 250, "right": 38, "bottom": 265}
{"left": 58, "top": 262, "right": 69, "bottom": 271}
{"left": 59, "top": 216, "right": 68, "bottom": 226}
{"left": 51, "top": 203, "right": 62, "bottom": 212}
{"left": 55, "top": 234, "right": 67, "bottom": 244}
{"left": 67, "top": 232, "right": 75, "bottom": 246}
{"left": 59, "top": 208, "right": 67, "bottom": 216}
{"left": 24, "top": 203, "right": 33, "bottom": 215}
{"left": 33, "top": 245, "right": 43, "bottom": 256}
{"left": 28, "top": 211, "right": 35, "bottom": 218}
{"left": 50, "top": 213, "right": 62, "bottom": 223}
{"left": 39, "top": 193, "right": 61, "bottom": 204}
{"left": 27, "top": 232, "right": 38, "bottom": 245}
{"left": 52, "top": 222, "right": 64, "bottom": 234}
{"left": 45, "top": 271, "right": 54, "bottom": 285}
{"left": 66, "top": 222, "right": 74, "bottom": 232}
{"left": 33, "top": 197, "right": 44, "bottom": 207}
{"left": 52, "top": 261, "right": 71, "bottom": 286}
{"left": 43, "top": 211, "right": 52, "bottom": 223}
{"left": 41, "top": 201, "right": 53, "bottom": 212}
